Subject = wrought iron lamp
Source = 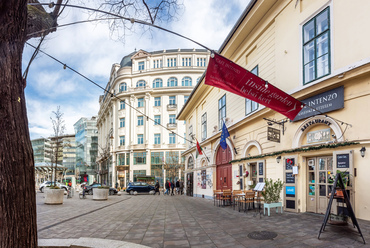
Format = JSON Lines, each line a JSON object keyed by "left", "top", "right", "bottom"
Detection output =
{"left": 276, "top": 155, "right": 281, "bottom": 163}
{"left": 360, "top": 147, "right": 366, "bottom": 158}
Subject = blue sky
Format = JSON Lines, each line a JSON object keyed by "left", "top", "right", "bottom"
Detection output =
{"left": 23, "top": 0, "right": 250, "bottom": 140}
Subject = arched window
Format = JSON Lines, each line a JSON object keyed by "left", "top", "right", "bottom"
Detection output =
{"left": 182, "top": 76, "right": 192, "bottom": 86}
{"left": 152, "top": 78, "right": 163, "bottom": 88}
{"left": 119, "top": 83, "right": 127, "bottom": 92}
{"left": 197, "top": 77, "right": 201, "bottom": 83}
{"left": 188, "top": 156, "right": 194, "bottom": 169}
{"left": 136, "top": 80, "right": 146, "bottom": 88}
{"left": 167, "top": 77, "right": 178, "bottom": 87}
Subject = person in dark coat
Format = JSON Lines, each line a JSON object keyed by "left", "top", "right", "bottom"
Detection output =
{"left": 170, "top": 180, "right": 175, "bottom": 196}
{"left": 179, "top": 179, "right": 184, "bottom": 195}
{"left": 165, "top": 180, "right": 170, "bottom": 195}
{"left": 155, "top": 180, "right": 160, "bottom": 195}
{"left": 175, "top": 180, "right": 180, "bottom": 195}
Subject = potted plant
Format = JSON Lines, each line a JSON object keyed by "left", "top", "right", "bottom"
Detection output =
{"left": 93, "top": 186, "right": 109, "bottom": 200}
{"left": 334, "top": 170, "right": 351, "bottom": 197}
{"left": 261, "top": 178, "right": 284, "bottom": 216}
{"left": 45, "top": 185, "right": 64, "bottom": 205}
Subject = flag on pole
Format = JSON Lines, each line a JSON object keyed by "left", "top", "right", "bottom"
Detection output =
{"left": 220, "top": 120, "right": 230, "bottom": 150}
{"left": 205, "top": 53, "right": 305, "bottom": 120}
{"left": 196, "top": 140, "right": 203, "bottom": 158}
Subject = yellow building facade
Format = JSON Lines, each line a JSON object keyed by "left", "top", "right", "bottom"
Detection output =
{"left": 178, "top": 0, "right": 370, "bottom": 221}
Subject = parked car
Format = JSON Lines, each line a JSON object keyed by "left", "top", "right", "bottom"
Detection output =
{"left": 39, "top": 181, "right": 68, "bottom": 193}
{"left": 83, "top": 183, "right": 118, "bottom": 195}
{"left": 126, "top": 182, "right": 155, "bottom": 194}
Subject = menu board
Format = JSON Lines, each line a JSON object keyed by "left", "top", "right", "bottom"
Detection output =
{"left": 286, "top": 173, "right": 295, "bottom": 184}
{"left": 258, "top": 162, "right": 264, "bottom": 175}
{"left": 337, "top": 154, "right": 350, "bottom": 168}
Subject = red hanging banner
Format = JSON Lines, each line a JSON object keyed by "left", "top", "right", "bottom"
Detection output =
{"left": 205, "top": 53, "right": 304, "bottom": 120}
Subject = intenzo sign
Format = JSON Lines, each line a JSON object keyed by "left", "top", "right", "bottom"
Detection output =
{"left": 293, "top": 86, "right": 344, "bottom": 121}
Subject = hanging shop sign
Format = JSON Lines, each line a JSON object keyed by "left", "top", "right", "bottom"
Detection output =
{"left": 267, "top": 127, "right": 280, "bottom": 143}
{"left": 307, "top": 128, "right": 331, "bottom": 143}
{"left": 293, "top": 86, "right": 344, "bottom": 121}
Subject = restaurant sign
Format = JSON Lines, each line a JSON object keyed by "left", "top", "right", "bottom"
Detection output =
{"left": 267, "top": 127, "right": 280, "bottom": 143}
{"left": 307, "top": 128, "right": 331, "bottom": 143}
{"left": 293, "top": 86, "right": 344, "bottom": 121}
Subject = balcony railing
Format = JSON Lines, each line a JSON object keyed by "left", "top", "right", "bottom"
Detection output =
{"left": 167, "top": 104, "right": 177, "bottom": 110}
{"left": 167, "top": 123, "right": 177, "bottom": 129}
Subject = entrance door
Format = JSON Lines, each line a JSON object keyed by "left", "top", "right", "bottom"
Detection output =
{"left": 216, "top": 145, "right": 232, "bottom": 190}
{"left": 186, "top": 172, "right": 193, "bottom": 197}
{"left": 307, "top": 156, "right": 334, "bottom": 214}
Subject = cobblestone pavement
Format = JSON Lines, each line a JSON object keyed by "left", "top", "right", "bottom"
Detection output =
{"left": 37, "top": 191, "right": 370, "bottom": 248}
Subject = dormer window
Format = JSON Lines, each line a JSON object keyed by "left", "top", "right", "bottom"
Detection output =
{"left": 138, "top": 61, "right": 145, "bottom": 71}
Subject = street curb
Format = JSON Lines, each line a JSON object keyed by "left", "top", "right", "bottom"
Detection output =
{"left": 38, "top": 238, "right": 150, "bottom": 248}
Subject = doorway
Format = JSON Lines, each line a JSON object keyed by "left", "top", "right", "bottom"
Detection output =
{"left": 306, "top": 156, "right": 334, "bottom": 214}
{"left": 186, "top": 172, "right": 193, "bottom": 197}
{"left": 216, "top": 145, "right": 232, "bottom": 190}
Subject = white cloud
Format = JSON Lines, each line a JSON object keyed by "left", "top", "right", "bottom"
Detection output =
{"left": 25, "top": 0, "right": 250, "bottom": 140}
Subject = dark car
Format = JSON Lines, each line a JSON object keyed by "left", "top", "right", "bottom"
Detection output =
{"left": 83, "top": 183, "right": 118, "bottom": 195}
{"left": 126, "top": 182, "right": 155, "bottom": 194}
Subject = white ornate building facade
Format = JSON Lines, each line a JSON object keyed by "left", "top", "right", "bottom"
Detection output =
{"left": 97, "top": 49, "right": 209, "bottom": 188}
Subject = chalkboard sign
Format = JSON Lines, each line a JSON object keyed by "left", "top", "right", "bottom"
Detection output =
{"left": 286, "top": 173, "right": 295, "bottom": 184}
{"left": 258, "top": 162, "right": 264, "bottom": 175}
{"left": 259, "top": 178, "right": 264, "bottom": 182}
{"left": 286, "top": 158, "right": 295, "bottom": 170}
{"left": 337, "top": 154, "right": 350, "bottom": 168}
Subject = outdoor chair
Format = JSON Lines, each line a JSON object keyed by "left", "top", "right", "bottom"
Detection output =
{"left": 232, "top": 190, "right": 243, "bottom": 210}
{"left": 220, "top": 189, "right": 232, "bottom": 206}
{"left": 239, "top": 191, "right": 255, "bottom": 212}
{"left": 213, "top": 190, "right": 221, "bottom": 206}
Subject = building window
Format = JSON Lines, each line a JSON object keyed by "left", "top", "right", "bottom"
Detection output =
{"left": 246, "top": 65, "right": 259, "bottom": 115}
{"left": 197, "top": 57, "right": 206, "bottom": 67}
{"left": 201, "top": 113, "right": 207, "bottom": 141}
{"left": 184, "top": 96, "right": 189, "bottom": 103}
{"left": 153, "top": 78, "right": 163, "bottom": 88}
{"left": 137, "top": 116, "right": 144, "bottom": 126}
{"left": 303, "top": 7, "right": 330, "bottom": 84}
{"left": 188, "top": 125, "right": 193, "bottom": 148}
{"left": 218, "top": 94, "right": 226, "bottom": 129}
{"left": 184, "top": 133, "right": 186, "bottom": 144}
{"left": 153, "top": 59, "right": 162, "bottom": 68}
{"left": 119, "top": 136, "right": 125, "bottom": 146}
{"left": 169, "top": 133, "right": 176, "bottom": 144}
{"left": 151, "top": 152, "right": 164, "bottom": 164}
{"left": 137, "top": 134, "right": 144, "bottom": 144}
{"left": 169, "top": 96, "right": 176, "bottom": 105}
{"left": 167, "top": 77, "right": 178, "bottom": 87}
{"left": 136, "top": 80, "right": 146, "bottom": 88}
{"left": 154, "top": 97, "right": 161, "bottom": 106}
{"left": 138, "top": 98, "right": 144, "bottom": 107}
{"left": 118, "top": 153, "right": 130, "bottom": 165}
{"left": 120, "top": 100, "right": 125, "bottom": 110}
{"left": 133, "top": 152, "right": 146, "bottom": 164}
{"left": 167, "top": 58, "right": 177, "bottom": 67}
{"left": 120, "top": 118, "right": 125, "bottom": 128}
{"left": 169, "top": 114, "right": 176, "bottom": 124}
{"left": 188, "top": 156, "right": 194, "bottom": 169}
{"left": 154, "top": 115, "right": 161, "bottom": 125}
{"left": 154, "top": 134, "right": 161, "bottom": 144}
{"left": 197, "top": 77, "right": 201, "bottom": 83}
{"left": 181, "top": 77, "right": 192, "bottom": 86}
{"left": 182, "top": 57, "right": 191, "bottom": 66}
{"left": 138, "top": 61, "right": 145, "bottom": 71}
{"left": 119, "top": 83, "right": 127, "bottom": 92}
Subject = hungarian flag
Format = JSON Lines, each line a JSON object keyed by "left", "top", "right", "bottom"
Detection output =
{"left": 196, "top": 140, "right": 203, "bottom": 158}
{"left": 205, "top": 53, "right": 304, "bottom": 120}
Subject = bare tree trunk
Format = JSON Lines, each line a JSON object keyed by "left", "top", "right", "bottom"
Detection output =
{"left": 0, "top": 1, "right": 38, "bottom": 247}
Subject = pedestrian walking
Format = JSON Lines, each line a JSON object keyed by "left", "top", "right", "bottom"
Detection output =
{"left": 165, "top": 180, "right": 170, "bottom": 195}
{"left": 179, "top": 179, "right": 184, "bottom": 195}
{"left": 155, "top": 180, "right": 160, "bottom": 195}
{"left": 170, "top": 180, "right": 175, "bottom": 196}
{"left": 175, "top": 179, "right": 180, "bottom": 195}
